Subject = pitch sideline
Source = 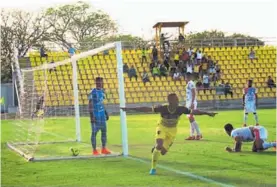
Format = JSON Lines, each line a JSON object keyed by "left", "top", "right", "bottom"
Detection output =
{"left": 127, "top": 156, "right": 235, "bottom": 187}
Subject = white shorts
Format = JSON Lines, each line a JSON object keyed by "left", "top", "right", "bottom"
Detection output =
{"left": 244, "top": 102, "right": 256, "bottom": 113}
{"left": 254, "top": 126, "right": 268, "bottom": 141}
{"left": 186, "top": 101, "right": 197, "bottom": 117}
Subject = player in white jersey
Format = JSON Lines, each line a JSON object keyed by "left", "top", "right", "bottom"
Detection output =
{"left": 243, "top": 79, "right": 259, "bottom": 126}
{"left": 184, "top": 72, "right": 202, "bottom": 140}
{"left": 224, "top": 123, "right": 276, "bottom": 152}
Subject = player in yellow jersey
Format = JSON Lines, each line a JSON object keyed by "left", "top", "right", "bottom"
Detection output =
{"left": 121, "top": 93, "right": 217, "bottom": 175}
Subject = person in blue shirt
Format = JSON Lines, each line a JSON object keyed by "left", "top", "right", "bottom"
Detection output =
{"left": 88, "top": 77, "right": 110, "bottom": 155}
{"left": 68, "top": 45, "right": 76, "bottom": 57}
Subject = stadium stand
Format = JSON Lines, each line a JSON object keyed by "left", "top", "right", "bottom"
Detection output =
{"left": 27, "top": 46, "right": 276, "bottom": 107}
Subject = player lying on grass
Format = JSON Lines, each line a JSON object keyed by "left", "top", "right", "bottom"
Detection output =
{"left": 31, "top": 95, "right": 45, "bottom": 119}
{"left": 88, "top": 77, "right": 110, "bottom": 155}
{"left": 121, "top": 93, "right": 217, "bottom": 175}
{"left": 224, "top": 123, "right": 276, "bottom": 152}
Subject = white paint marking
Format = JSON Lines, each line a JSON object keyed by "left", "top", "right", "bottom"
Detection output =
{"left": 127, "top": 156, "right": 235, "bottom": 187}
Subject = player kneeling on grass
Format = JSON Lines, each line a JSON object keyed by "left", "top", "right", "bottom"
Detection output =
{"left": 121, "top": 93, "right": 217, "bottom": 175}
{"left": 88, "top": 77, "right": 111, "bottom": 155}
{"left": 224, "top": 123, "right": 276, "bottom": 152}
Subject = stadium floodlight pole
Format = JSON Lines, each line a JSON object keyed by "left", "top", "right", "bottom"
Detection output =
{"left": 71, "top": 57, "right": 81, "bottom": 142}
{"left": 116, "top": 41, "right": 129, "bottom": 156}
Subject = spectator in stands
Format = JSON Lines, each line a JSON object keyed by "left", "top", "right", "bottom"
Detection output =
{"left": 123, "top": 63, "right": 129, "bottom": 73}
{"left": 203, "top": 73, "right": 210, "bottom": 93}
{"left": 169, "top": 61, "right": 177, "bottom": 76}
{"left": 150, "top": 61, "right": 155, "bottom": 73}
{"left": 200, "top": 59, "right": 208, "bottom": 78}
{"left": 160, "top": 33, "right": 171, "bottom": 50}
{"left": 40, "top": 45, "right": 48, "bottom": 59}
{"left": 178, "top": 33, "right": 185, "bottom": 42}
{"left": 196, "top": 50, "right": 203, "bottom": 63}
{"left": 68, "top": 45, "right": 76, "bottom": 57}
{"left": 194, "top": 64, "right": 200, "bottom": 79}
{"left": 128, "top": 65, "right": 138, "bottom": 81}
{"left": 224, "top": 82, "right": 233, "bottom": 98}
{"left": 215, "top": 63, "right": 221, "bottom": 81}
{"left": 267, "top": 76, "right": 276, "bottom": 88}
{"left": 152, "top": 65, "right": 160, "bottom": 80}
{"left": 141, "top": 47, "right": 147, "bottom": 65}
{"left": 160, "top": 64, "right": 167, "bottom": 77}
{"left": 249, "top": 48, "right": 256, "bottom": 63}
{"left": 174, "top": 52, "right": 180, "bottom": 66}
{"left": 186, "top": 60, "right": 193, "bottom": 74}
{"left": 152, "top": 46, "right": 158, "bottom": 62}
{"left": 173, "top": 68, "right": 182, "bottom": 81}
{"left": 187, "top": 47, "right": 194, "bottom": 59}
{"left": 142, "top": 69, "right": 150, "bottom": 85}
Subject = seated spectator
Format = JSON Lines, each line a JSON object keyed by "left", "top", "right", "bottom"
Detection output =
{"left": 123, "top": 63, "right": 129, "bottom": 73}
{"left": 224, "top": 82, "right": 233, "bottom": 98}
{"left": 186, "top": 61, "right": 193, "bottom": 74}
{"left": 152, "top": 66, "right": 160, "bottom": 80}
{"left": 201, "top": 59, "right": 208, "bottom": 77}
{"left": 150, "top": 61, "right": 155, "bottom": 73}
{"left": 181, "top": 50, "right": 189, "bottom": 62}
{"left": 68, "top": 45, "right": 76, "bottom": 57}
{"left": 203, "top": 73, "right": 210, "bottom": 93}
{"left": 128, "top": 65, "right": 138, "bottom": 81}
{"left": 196, "top": 80, "right": 203, "bottom": 89}
{"left": 169, "top": 62, "right": 177, "bottom": 76}
{"left": 142, "top": 69, "right": 150, "bottom": 85}
{"left": 163, "top": 58, "right": 169, "bottom": 70}
{"left": 160, "top": 64, "right": 167, "bottom": 77}
{"left": 141, "top": 47, "right": 147, "bottom": 65}
{"left": 267, "top": 76, "right": 276, "bottom": 88}
{"left": 196, "top": 50, "right": 202, "bottom": 63}
{"left": 249, "top": 48, "right": 257, "bottom": 62}
{"left": 194, "top": 64, "right": 200, "bottom": 79}
{"left": 40, "top": 45, "right": 48, "bottom": 58}
{"left": 173, "top": 69, "right": 182, "bottom": 81}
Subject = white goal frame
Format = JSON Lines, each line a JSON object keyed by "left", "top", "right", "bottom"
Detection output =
{"left": 7, "top": 41, "right": 128, "bottom": 161}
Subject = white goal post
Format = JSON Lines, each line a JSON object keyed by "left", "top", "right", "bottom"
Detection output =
{"left": 7, "top": 41, "right": 128, "bottom": 161}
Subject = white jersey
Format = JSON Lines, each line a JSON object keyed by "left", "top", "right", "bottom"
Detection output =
{"left": 186, "top": 80, "right": 197, "bottom": 109}
{"left": 231, "top": 127, "right": 254, "bottom": 142}
{"left": 243, "top": 87, "right": 257, "bottom": 113}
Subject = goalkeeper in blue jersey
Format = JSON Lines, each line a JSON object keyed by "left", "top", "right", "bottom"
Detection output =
{"left": 88, "top": 77, "right": 111, "bottom": 155}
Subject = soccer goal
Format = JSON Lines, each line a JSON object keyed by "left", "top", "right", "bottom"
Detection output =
{"left": 7, "top": 42, "right": 128, "bottom": 161}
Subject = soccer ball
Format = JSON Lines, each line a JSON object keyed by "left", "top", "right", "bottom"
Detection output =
{"left": 70, "top": 147, "right": 79, "bottom": 156}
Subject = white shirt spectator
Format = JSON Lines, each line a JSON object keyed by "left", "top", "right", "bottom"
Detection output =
{"left": 186, "top": 64, "right": 193, "bottom": 73}
{"left": 187, "top": 48, "right": 194, "bottom": 56}
{"left": 173, "top": 72, "right": 181, "bottom": 80}
{"left": 197, "top": 52, "right": 202, "bottom": 60}
{"left": 203, "top": 74, "right": 209, "bottom": 84}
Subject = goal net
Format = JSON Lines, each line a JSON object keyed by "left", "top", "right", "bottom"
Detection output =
{"left": 7, "top": 42, "right": 128, "bottom": 161}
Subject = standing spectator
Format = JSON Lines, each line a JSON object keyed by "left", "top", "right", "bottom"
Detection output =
{"left": 128, "top": 65, "right": 138, "bottom": 81}
{"left": 196, "top": 50, "right": 203, "bottom": 64}
{"left": 152, "top": 46, "right": 158, "bottom": 62}
{"left": 224, "top": 82, "right": 233, "bottom": 98}
{"left": 201, "top": 59, "right": 208, "bottom": 78}
{"left": 203, "top": 73, "right": 210, "bottom": 93}
{"left": 160, "top": 64, "right": 168, "bottom": 77}
{"left": 68, "top": 45, "right": 76, "bottom": 57}
{"left": 160, "top": 33, "right": 171, "bottom": 50}
{"left": 267, "top": 76, "right": 276, "bottom": 88}
{"left": 178, "top": 33, "right": 185, "bottom": 42}
{"left": 174, "top": 52, "right": 180, "bottom": 66}
{"left": 186, "top": 61, "right": 193, "bottom": 74}
{"left": 181, "top": 49, "right": 189, "bottom": 62}
{"left": 169, "top": 61, "right": 177, "bottom": 76}
{"left": 40, "top": 45, "right": 48, "bottom": 59}
{"left": 194, "top": 64, "right": 200, "bottom": 79}
{"left": 142, "top": 69, "right": 150, "bottom": 85}
{"left": 150, "top": 61, "right": 155, "bottom": 73}
{"left": 215, "top": 63, "right": 221, "bottom": 81}
{"left": 123, "top": 63, "right": 129, "bottom": 73}
{"left": 187, "top": 47, "right": 194, "bottom": 59}
{"left": 249, "top": 48, "right": 257, "bottom": 63}
{"left": 152, "top": 65, "right": 160, "bottom": 80}
{"left": 173, "top": 68, "right": 182, "bottom": 81}
{"left": 141, "top": 47, "right": 147, "bottom": 65}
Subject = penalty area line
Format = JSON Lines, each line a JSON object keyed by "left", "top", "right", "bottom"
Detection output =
{"left": 127, "top": 156, "right": 235, "bottom": 187}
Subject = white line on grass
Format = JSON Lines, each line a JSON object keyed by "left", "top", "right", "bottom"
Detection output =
{"left": 127, "top": 156, "right": 235, "bottom": 187}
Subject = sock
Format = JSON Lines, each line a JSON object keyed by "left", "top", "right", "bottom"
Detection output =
{"left": 254, "top": 113, "right": 259, "bottom": 124}
{"left": 190, "top": 122, "right": 195, "bottom": 136}
{"left": 151, "top": 148, "right": 161, "bottom": 169}
{"left": 91, "top": 130, "right": 97, "bottom": 150}
{"left": 101, "top": 127, "right": 107, "bottom": 148}
{"left": 262, "top": 142, "right": 276, "bottom": 149}
{"left": 244, "top": 113, "right": 248, "bottom": 125}
{"left": 192, "top": 121, "right": 201, "bottom": 135}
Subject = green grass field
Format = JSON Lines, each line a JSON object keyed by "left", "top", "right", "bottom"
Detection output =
{"left": 1, "top": 109, "right": 276, "bottom": 187}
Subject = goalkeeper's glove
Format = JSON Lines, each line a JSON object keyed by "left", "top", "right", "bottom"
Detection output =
{"left": 105, "top": 110, "right": 109, "bottom": 121}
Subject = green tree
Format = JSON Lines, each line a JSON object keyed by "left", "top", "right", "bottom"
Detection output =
{"left": 45, "top": 1, "right": 117, "bottom": 49}
{"left": 1, "top": 10, "right": 50, "bottom": 83}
